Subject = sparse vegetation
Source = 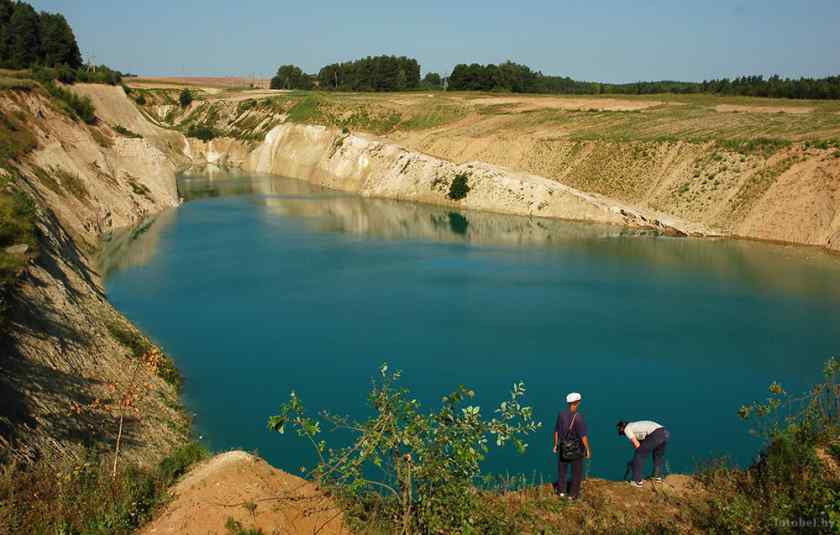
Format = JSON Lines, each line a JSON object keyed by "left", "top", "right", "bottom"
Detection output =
{"left": 113, "top": 125, "right": 142, "bottom": 138}
{"left": 0, "top": 442, "right": 207, "bottom": 535}
{"left": 106, "top": 319, "right": 182, "bottom": 390}
{"left": 44, "top": 81, "right": 96, "bottom": 124}
{"left": 718, "top": 137, "right": 791, "bottom": 157}
{"left": 0, "top": 109, "right": 36, "bottom": 161}
{"left": 0, "top": 172, "right": 36, "bottom": 324}
{"left": 696, "top": 358, "right": 840, "bottom": 534}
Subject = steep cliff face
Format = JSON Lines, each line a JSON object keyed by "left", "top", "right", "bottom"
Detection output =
{"left": 0, "top": 85, "right": 188, "bottom": 464}
{"left": 188, "top": 124, "right": 709, "bottom": 236}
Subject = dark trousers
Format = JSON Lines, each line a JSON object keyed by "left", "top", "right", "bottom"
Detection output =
{"left": 631, "top": 428, "right": 669, "bottom": 482}
{"left": 557, "top": 456, "right": 583, "bottom": 497}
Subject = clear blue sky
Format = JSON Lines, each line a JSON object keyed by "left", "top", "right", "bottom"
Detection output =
{"left": 31, "top": 0, "right": 840, "bottom": 82}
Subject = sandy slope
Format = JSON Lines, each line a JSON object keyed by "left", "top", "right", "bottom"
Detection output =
{"left": 141, "top": 451, "right": 350, "bottom": 535}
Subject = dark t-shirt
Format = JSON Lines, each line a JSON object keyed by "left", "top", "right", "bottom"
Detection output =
{"left": 555, "top": 410, "right": 588, "bottom": 439}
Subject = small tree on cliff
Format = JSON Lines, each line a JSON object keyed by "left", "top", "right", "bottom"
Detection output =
{"left": 448, "top": 173, "right": 471, "bottom": 200}
{"left": 178, "top": 88, "right": 192, "bottom": 107}
{"left": 268, "top": 364, "right": 541, "bottom": 533}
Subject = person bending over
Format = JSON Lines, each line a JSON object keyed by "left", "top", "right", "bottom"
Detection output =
{"left": 617, "top": 420, "right": 670, "bottom": 487}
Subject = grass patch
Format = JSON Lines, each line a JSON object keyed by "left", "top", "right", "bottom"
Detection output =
{"left": 718, "top": 137, "right": 792, "bottom": 156}
{"left": 0, "top": 442, "right": 208, "bottom": 535}
{"left": 286, "top": 94, "right": 322, "bottom": 123}
{"left": 0, "top": 110, "right": 37, "bottom": 161}
{"left": 107, "top": 318, "right": 152, "bottom": 357}
{"left": 0, "top": 169, "right": 37, "bottom": 325}
{"left": 0, "top": 77, "right": 35, "bottom": 91}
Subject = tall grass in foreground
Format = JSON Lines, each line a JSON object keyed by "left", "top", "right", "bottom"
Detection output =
{"left": 0, "top": 442, "right": 207, "bottom": 535}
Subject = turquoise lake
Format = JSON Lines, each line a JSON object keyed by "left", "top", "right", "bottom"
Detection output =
{"left": 102, "top": 173, "right": 840, "bottom": 482}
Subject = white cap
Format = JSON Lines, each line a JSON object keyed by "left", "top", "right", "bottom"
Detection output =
{"left": 566, "top": 392, "right": 581, "bottom": 403}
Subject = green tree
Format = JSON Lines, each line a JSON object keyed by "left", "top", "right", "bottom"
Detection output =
{"left": 8, "top": 2, "right": 40, "bottom": 69}
{"left": 268, "top": 365, "right": 540, "bottom": 533}
{"left": 38, "top": 12, "right": 81, "bottom": 68}
{"left": 270, "top": 64, "right": 312, "bottom": 90}
{"left": 421, "top": 72, "right": 441, "bottom": 88}
{"left": 178, "top": 88, "right": 192, "bottom": 107}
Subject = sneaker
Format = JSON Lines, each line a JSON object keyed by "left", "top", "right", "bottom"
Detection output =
{"left": 557, "top": 492, "right": 566, "bottom": 498}
{"left": 654, "top": 476, "right": 663, "bottom": 483}
{"left": 629, "top": 480, "right": 644, "bottom": 488}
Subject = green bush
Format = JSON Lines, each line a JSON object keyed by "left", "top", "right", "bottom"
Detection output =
{"left": 44, "top": 81, "right": 96, "bottom": 124}
{"left": 268, "top": 365, "right": 540, "bottom": 534}
{"left": 179, "top": 88, "right": 193, "bottom": 107}
{"left": 699, "top": 358, "right": 840, "bottom": 534}
{"left": 185, "top": 124, "right": 219, "bottom": 141}
{"left": 113, "top": 125, "right": 142, "bottom": 138}
{"left": 448, "top": 173, "right": 471, "bottom": 200}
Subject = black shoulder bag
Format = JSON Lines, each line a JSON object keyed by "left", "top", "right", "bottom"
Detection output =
{"left": 560, "top": 413, "right": 585, "bottom": 461}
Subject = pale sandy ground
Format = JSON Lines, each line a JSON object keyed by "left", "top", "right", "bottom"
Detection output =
{"left": 141, "top": 451, "right": 350, "bottom": 535}
{"left": 714, "top": 104, "right": 814, "bottom": 114}
{"left": 468, "top": 95, "right": 663, "bottom": 111}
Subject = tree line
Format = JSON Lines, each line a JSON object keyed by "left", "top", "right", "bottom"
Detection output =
{"left": 447, "top": 61, "right": 840, "bottom": 100}
{"left": 271, "top": 55, "right": 422, "bottom": 92}
{"left": 273, "top": 57, "right": 840, "bottom": 99}
{"left": 0, "top": 0, "right": 82, "bottom": 70}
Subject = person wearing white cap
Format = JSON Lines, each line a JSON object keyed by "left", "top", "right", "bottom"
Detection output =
{"left": 552, "top": 392, "right": 591, "bottom": 499}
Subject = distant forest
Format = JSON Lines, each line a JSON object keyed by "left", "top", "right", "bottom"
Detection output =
{"left": 274, "top": 57, "right": 840, "bottom": 100}
{"left": 447, "top": 61, "right": 840, "bottom": 100}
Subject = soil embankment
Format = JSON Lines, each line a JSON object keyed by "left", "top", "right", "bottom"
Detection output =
{"left": 140, "top": 451, "right": 351, "bottom": 535}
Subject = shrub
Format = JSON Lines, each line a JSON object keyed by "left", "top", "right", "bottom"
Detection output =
{"left": 113, "top": 125, "right": 142, "bottom": 138}
{"left": 179, "top": 88, "right": 193, "bottom": 107}
{"left": 185, "top": 124, "right": 219, "bottom": 141}
{"left": 268, "top": 365, "right": 540, "bottom": 534}
{"left": 697, "top": 358, "right": 840, "bottom": 534}
{"left": 43, "top": 81, "right": 96, "bottom": 124}
{"left": 135, "top": 94, "right": 146, "bottom": 105}
{"left": 448, "top": 173, "right": 471, "bottom": 200}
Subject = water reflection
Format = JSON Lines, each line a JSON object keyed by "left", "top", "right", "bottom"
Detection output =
{"left": 101, "top": 173, "right": 840, "bottom": 300}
